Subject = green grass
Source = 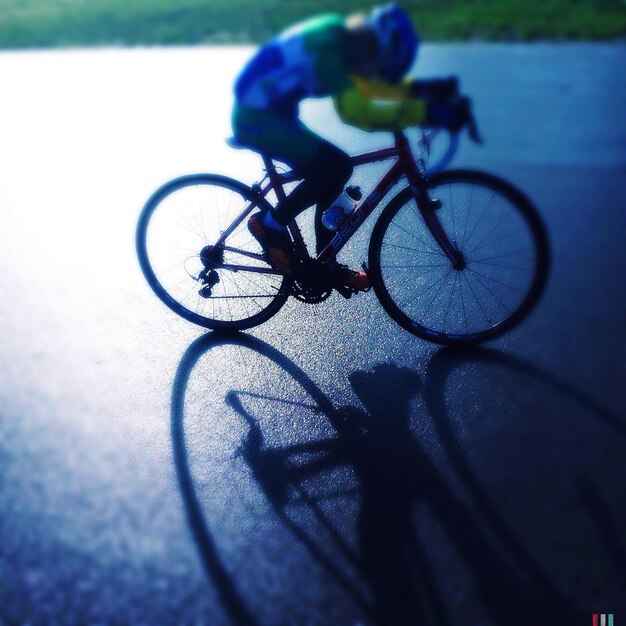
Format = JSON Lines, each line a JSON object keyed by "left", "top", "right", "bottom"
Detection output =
{"left": 0, "top": 0, "right": 625, "bottom": 48}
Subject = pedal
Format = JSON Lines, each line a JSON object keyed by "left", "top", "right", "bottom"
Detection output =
{"left": 335, "top": 284, "right": 354, "bottom": 299}
{"left": 360, "top": 262, "right": 373, "bottom": 292}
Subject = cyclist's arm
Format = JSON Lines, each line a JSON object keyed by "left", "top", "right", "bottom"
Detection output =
{"left": 350, "top": 76, "right": 413, "bottom": 100}
{"left": 333, "top": 80, "right": 427, "bottom": 131}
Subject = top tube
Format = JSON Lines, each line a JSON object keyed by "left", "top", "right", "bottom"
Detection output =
{"left": 248, "top": 126, "right": 460, "bottom": 184}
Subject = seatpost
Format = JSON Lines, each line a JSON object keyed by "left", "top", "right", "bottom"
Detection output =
{"left": 262, "top": 155, "right": 288, "bottom": 203}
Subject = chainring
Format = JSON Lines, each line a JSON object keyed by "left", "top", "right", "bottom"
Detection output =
{"left": 290, "top": 257, "right": 333, "bottom": 304}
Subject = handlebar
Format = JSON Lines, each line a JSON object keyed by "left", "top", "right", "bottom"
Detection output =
{"left": 421, "top": 105, "right": 483, "bottom": 176}
{"left": 410, "top": 76, "right": 459, "bottom": 101}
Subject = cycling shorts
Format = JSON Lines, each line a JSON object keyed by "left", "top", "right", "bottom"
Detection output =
{"left": 232, "top": 103, "right": 325, "bottom": 169}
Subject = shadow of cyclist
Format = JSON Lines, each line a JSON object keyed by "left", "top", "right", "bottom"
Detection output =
{"left": 172, "top": 333, "right": 622, "bottom": 625}
{"left": 323, "top": 362, "right": 581, "bottom": 626}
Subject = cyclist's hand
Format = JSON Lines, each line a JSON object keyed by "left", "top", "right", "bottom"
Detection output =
{"left": 410, "top": 76, "right": 459, "bottom": 101}
{"left": 424, "top": 95, "right": 472, "bottom": 132}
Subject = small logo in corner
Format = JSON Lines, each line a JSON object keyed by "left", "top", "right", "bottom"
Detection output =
{"left": 593, "top": 615, "right": 614, "bottom": 626}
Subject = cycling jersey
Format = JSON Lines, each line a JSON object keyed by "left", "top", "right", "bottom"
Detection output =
{"left": 235, "top": 14, "right": 350, "bottom": 117}
{"left": 234, "top": 13, "right": 426, "bottom": 133}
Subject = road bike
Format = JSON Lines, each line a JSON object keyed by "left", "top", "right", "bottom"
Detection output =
{"left": 136, "top": 120, "right": 549, "bottom": 345}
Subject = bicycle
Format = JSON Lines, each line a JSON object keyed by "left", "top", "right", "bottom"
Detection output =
{"left": 136, "top": 117, "right": 549, "bottom": 345}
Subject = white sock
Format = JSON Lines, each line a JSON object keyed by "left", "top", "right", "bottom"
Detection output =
{"left": 262, "top": 212, "right": 286, "bottom": 232}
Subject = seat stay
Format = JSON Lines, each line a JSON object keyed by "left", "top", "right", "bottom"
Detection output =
{"left": 211, "top": 193, "right": 266, "bottom": 251}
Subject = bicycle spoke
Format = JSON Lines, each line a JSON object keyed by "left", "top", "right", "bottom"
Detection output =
{"left": 390, "top": 217, "right": 442, "bottom": 254}
{"left": 468, "top": 206, "right": 510, "bottom": 255}
{"left": 442, "top": 272, "right": 457, "bottom": 330}
{"left": 467, "top": 267, "right": 526, "bottom": 293}
{"left": 419, "top": 270, "right": 453, "bottom": 325}
{"left": 469, "top": 225, "right": 526, "bottom": 254}
{"left": 460, "top": 190, "right": 496, "bottom": 250}
{"left": 462, "top": 272, "right": 492, "bottom": 326}
{"left": 470, "top": 259, "right": 534, "bottom": 272}
{"left": 467, "top": 269, "right": 512, "bottom": 315}
{"left": 379, "top": 262, "right": 450, "bottom": 269}
{"left": 382, "top": 241, "right": 447, "bottom": 257}
{"left": 154, "top": 258, "right": 196, "bottom": 280}
{"left": 461, "top": 183, "right": 475, "bottom": 247}
{"left": 448, "top": 185, "right": 458, "bottom": 244}
{"left": 472, "top": 247, "right": 534, "bottom": 263}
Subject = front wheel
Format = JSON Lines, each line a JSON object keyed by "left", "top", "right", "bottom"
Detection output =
{"left": 136, "top": 174, "right": 290, "bottom": 330}
{"left": 369, "top": 170, "right": 550, "bottom": 345}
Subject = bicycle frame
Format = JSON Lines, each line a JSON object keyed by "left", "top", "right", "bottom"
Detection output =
{"left": 213, "top": 130, "right": 463, "bottom": 274}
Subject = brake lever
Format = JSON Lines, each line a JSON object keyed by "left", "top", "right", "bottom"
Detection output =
{"left": 421, "top": 129, "right": 432, "bottom": 158}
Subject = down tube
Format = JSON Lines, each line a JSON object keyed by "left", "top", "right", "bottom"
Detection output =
{"left": 317, "top": 160, "right": 404, "bottom": 264}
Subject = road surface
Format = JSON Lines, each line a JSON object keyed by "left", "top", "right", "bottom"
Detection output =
{"left": 0, "top": 44, "right": 625, "bottom": 625}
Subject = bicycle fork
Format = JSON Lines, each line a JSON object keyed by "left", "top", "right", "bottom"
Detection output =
{"left": 409, "top": 175, "right": 466, "bottom": 271}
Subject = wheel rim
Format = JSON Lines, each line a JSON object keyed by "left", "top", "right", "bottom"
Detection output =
{"left": 139, "top": 177, "right": 287, "bottom": 328}
{"left": 375, "top": 175, "right": 547, "bottom": 342}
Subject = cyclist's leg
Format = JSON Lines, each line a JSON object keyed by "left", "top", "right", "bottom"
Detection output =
{"left": 308, "top": 144, "right": 353, "bottom": 254}
{"left": 233, "top": 105, "right": 352, "bottom": 250}
{"left": 233, "top": 104, "right": 322, "bottom": 166}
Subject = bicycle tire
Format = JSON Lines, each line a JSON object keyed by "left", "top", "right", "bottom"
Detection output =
{"left": 369, "top": 169, "right": 550, "bottom": 345}
{"left": 136, "top": 174, "right": 290, "bottom": 330}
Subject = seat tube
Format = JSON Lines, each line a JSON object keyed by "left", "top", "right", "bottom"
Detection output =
{"left": 263, "top": 155, "right": 307, "bottom": 253}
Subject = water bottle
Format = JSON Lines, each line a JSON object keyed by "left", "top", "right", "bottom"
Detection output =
{"left": 321, "top": 186, "right": 363, "bottom": 231}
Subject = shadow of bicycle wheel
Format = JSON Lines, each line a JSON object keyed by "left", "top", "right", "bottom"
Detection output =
{"left": 171, "top": 333, "right": 621, "bottom": 625}
{"left": 171, "top": 331, "right": 371, "bottom": 625}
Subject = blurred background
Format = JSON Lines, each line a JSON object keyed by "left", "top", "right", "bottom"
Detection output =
{"left": 1, "top": 1, "right": 625, "bottom": 625}
{"left": 1, "top": 0, "right": 626, "bottom": 45}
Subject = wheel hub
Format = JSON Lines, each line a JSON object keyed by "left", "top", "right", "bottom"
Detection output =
{"left": 452, "top": 254, "right": 466, "bottom": 271}
{"left": 200, "top": 244, "right": 224, "bottom": 268}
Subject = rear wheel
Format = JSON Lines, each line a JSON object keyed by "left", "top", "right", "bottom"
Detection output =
{"left": 136, "top": 174, "right": 290, "bottom": 330}
{"left": 369, "top": 169, "right": 549, "bottom": 345}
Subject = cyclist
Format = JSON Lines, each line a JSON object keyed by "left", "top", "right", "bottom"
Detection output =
{"left": 233, "top": 3, "right": 469, "bottom": 291}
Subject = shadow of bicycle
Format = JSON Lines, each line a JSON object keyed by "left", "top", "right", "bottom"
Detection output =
{"left": 171, "top": 332, "right": 625, "bottom": 626}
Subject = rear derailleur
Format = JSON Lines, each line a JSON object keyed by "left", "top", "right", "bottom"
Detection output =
{"left": 197, "top": 244, "right": 223, "bottom": 298}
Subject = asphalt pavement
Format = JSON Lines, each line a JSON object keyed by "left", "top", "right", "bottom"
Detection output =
{"left": 0, "top": 44, "right": 625, "bottom": 625}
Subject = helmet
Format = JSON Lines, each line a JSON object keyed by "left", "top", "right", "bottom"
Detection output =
{"left": 369, "top": 3, "right": 419, "bottom": 83}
